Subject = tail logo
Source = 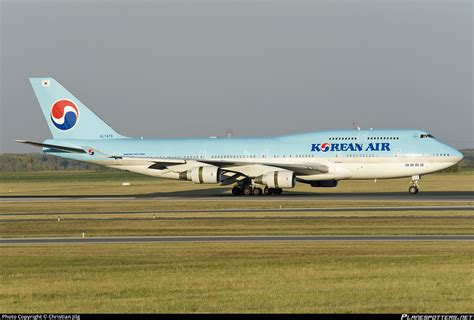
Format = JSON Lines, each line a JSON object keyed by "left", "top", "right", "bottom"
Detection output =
{"left": 50, "top": 99, "right": 79, "bottom": 131}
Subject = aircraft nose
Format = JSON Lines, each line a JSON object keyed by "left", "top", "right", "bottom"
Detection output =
{"left": 451, "top": 148, "right": 464, "bottom": 163}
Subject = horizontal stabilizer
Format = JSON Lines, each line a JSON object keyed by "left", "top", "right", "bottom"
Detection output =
{"left": 15, "top": 140, "right": 86, "bottom": 154}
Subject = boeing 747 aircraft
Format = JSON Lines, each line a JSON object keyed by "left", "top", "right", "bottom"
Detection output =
{"left": 18, "top": 78, "right": 463, "bottom": 196}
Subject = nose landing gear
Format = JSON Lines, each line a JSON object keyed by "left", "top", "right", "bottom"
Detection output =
{"left": 409, "top": 185, "right": 419, "bottom": 194}
{"left": 409, "top": 175, "right": 420, "bottom": 194}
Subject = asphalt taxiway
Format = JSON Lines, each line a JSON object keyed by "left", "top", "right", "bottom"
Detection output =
{"left": 1, "top": 235, "right": 473, "bottom": 245}
{"left": 1, "top": 190, "right": 473, "bottom": 202}
{"left": 2, "top": 205, "right": 473, "bottom": 216}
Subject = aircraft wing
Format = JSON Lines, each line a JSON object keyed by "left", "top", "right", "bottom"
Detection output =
{"left": 13, "top": 143, "right": 328, "bottom": 176}
{"left": 119, "top": 156, "right": 329, "bottom": 176}
{"left": 199, "top": 160, "right": 329, "bottom": 175}
{"left": 113, "top": 156, "right": 186, "bottom": 166}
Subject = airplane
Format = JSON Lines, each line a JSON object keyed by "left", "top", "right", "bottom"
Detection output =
{"left": 17, "top": 78, "right": 464, "bottom": 196}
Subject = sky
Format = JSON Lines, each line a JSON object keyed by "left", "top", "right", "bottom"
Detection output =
{"left": 0, "top": 0, "right": 472, "bottom": 153}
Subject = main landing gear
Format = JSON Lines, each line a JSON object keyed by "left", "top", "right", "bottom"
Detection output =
{"left": 409, "top": 175, "right": 420, "bottom": 195}
{"left": 231, "top": 184, "right": 283, "bottom": 196}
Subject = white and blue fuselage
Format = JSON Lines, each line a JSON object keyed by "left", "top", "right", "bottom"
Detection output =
{"left": 42, "top": 129, "right": 462, "bottom": 181}
{"left": 20, "top": 78, "right": 463, "bottom": 195}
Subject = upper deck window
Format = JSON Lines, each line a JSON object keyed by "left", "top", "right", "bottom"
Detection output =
{"left": 420, "top": 133, "right": 435, "bottom": 139}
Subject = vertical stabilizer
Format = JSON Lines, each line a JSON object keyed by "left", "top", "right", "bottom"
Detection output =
{"left": 30, "top": 78, "right": 126, "bottom": 140}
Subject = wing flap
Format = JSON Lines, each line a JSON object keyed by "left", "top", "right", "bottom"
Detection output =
{"left": 199, "top": 159, "right": 329, "bottom": 175}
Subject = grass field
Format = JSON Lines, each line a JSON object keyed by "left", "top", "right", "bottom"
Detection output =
{"left": 1, "top": 171, "right": 472, "bottom": 238}
{"left": 1, "top": 214, "right": 473, "bottom": 238}
{"left": 0, "top": 171, "right": 472, "bottom": 313}
{"left": 1, "top": 170, "right": 473, "bottom": 196}
{"left": 1, "top": 242, "right": 472, "bottom": 313}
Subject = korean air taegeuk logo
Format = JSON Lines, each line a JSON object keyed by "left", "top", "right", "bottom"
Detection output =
{"left": 50, "top": 99, "right": 79, "bottom": 131}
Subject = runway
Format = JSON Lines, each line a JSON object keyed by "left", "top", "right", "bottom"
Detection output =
{"left": 1, "top": 190, "right": 473, "bottom": 202}
{"left": 2, "top": 205, "right": 473, "bottom": 217}
{"left": 2, "top": 215, "right": 474, "bottom": 223}
{"left": 1, "top": 235, "right": 473, "bottom": 245}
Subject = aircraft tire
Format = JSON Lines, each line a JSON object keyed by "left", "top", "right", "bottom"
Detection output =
{"left": 243, "top": 186, "right": 253, "bottom": 196}
{"left": 232, "top": 186, "right": 242, "bottom": 196}
{"left": 409, "top": 186, "right": 419, "bottom": 194}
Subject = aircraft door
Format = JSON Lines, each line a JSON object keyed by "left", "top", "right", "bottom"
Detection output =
{"left": 357, "top": 130, "right": 368, "bottom": 144}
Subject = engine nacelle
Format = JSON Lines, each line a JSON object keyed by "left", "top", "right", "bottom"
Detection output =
{"left": 310, "top": 180, "right": 338, "bottom": 188}
{"left": 255, "top": 171, "right": 296, "bottom": 189}
{"left": 180, "top": 166, "right": 221, "bottom": 184}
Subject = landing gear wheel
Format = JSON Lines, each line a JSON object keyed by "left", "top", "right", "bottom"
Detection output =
{"left": 263, "top": 187, "right": 269, "bottom": 195}
{"left": 409, "top": 186, "right": 419, "bottom": 195}
{"left": 409, "top": 175, "right": 420, "bottom": 195}
{"left": 243, "top": 186, "right": 253, "bottom": 196}
{"left": 275, "top": 188, "right": 283, "bottom": 195}
{"left": 268, "top": 188, "right": 276, "bottom": 195}
{"left": 231, "top": 186, "right": 242, "bottom": 196}
{"left": 253, "top": 187, "right": 263, "bottom": 196}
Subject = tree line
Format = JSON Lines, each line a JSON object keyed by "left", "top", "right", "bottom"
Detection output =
{"left": 0, "top": 153, "right": 109, "bottom": 172}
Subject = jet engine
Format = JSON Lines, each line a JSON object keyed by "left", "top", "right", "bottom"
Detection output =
{"left": 255, "top": 171, "right": 296, "bottom": 188}
{"left": 179, "top": 166, "right": 221, "bottom": 184}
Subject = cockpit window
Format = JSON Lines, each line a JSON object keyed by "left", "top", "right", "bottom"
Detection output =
{"left": 420, "top": 133, "right": 435, "bottom": 139}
